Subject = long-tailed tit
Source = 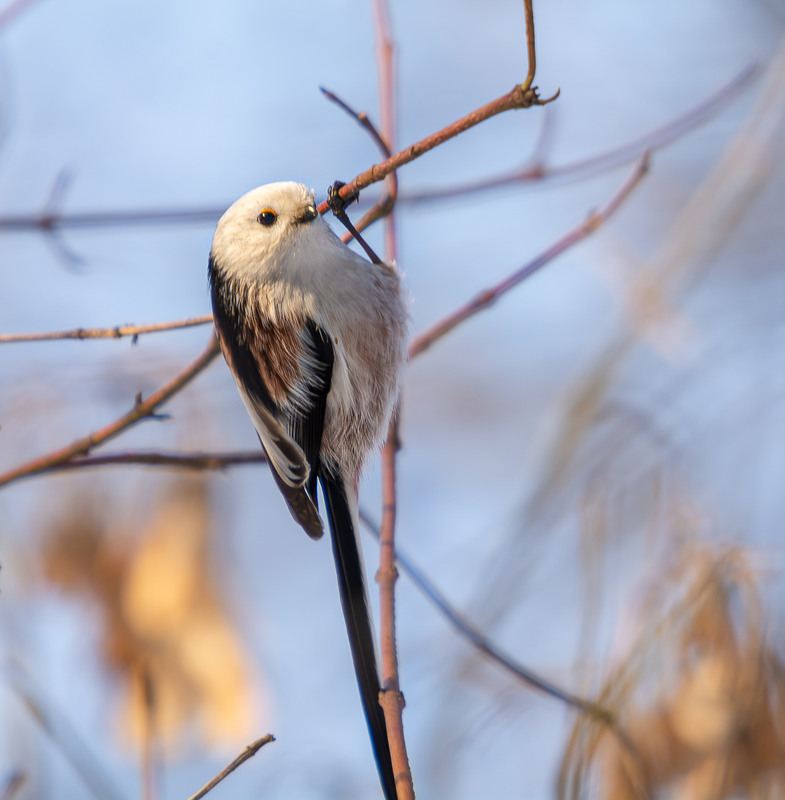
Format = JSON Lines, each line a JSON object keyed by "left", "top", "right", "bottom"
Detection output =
{"left": 209, "top": 181, "right": 406, "bottom": 800}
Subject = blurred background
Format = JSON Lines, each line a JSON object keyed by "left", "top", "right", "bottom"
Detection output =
{"left": 1, "top": 0, "right": 784, "bottom": 798}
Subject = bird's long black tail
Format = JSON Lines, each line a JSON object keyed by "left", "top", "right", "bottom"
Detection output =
{"left": 320, "top": 471, "right": 397, "bottom": 800}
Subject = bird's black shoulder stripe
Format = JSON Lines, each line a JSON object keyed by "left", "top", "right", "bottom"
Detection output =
{"left": 288, "top": 320, "right": 334, "bottom": 501}
{"left": 209, "top": 255, "right": 277, "bottom": 414}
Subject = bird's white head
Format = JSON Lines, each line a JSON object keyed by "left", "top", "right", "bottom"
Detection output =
{"left": 210, "top": 181, "right": 328, "bottom": 283}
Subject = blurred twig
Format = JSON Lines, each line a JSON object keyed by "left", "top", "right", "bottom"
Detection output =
{"left": 526, "top": 41, "right": 785, "bottom": 529}
{"left": 32, "top": 450, "right": 267, "bottom": 473}
{"left": 0, "top": 315, "right": 213, "bottom": 344}
{"left": 409, "top": 154, "right": 650, "bottom": 359}
{"left": 358, "top": 509, "right": 639, "bottom": 752}
{"left": 0, "top": 335, "right": 220, "bottom": 489}
{"left": 139, "top": 665, "right": 157, "bottom": 800}
{"left": 0, "top": 0, "right": 41, "bottom": 29}
{"left": 0, "top": 203, "right": 226, "bottom": 232}
{"left": 404, "top": 63, "right": 757, "bottom": 203}
{"left": 0, "top": 67, "right": 753, "bottom": 243}
{"left": 0, "top": 160, "right": 648, "bottom": 488}
{"left": 186, "top": 736, "right": 275, "bottom": 800}
{"left": 8, "top": 670, "right": 128, "bottom": 800}
{"left": 0, "top": 772, "right": 26, "bottom": 800}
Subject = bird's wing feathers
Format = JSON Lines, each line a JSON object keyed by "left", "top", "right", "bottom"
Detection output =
{"left": 287, "top": 320, "right": 334, "bottom": 500}
{"left": 211, "top": 264, "right": 335, "bottom": 538}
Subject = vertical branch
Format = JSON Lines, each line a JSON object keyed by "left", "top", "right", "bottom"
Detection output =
{"left": 373, "top": 0, "right": 398, "bottom": 259}
{"left": 521, "top": 0, "right": 537, "bottom": 91}
{"left": 373, "top": 0, "right": 415, "bottom": 798}
{"left": 139, "top": 663, "right": 157, "bottom": 800}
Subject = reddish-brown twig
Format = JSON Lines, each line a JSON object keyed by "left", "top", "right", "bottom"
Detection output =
{"left": 358, "top": 509, "right": 643, "bottom": 766}
{"left": 409, "top": 154, "right": 650, "bottom": 359}
{"left": 0, "top": 314, "right": 213, "bottom": 344}
{"left": 403, "top": 63, "right": 757, "bottom": 204}
{"left": 0, "top": 335, "right": 220, "bottom": 489}
{"left": 358, "top": 509, "right": 607, "bottom": 715}
{"left": 32, "top": 450, "right": 267, "bottom": 473}
{"left": 186, "top": 736, "right": 275, "bottom": 800}
{"left": 315, "top": 83, "right": 556, "bottom": 217}
{"left": 368, "top": 3, "right": 416, "bottom": 797}
{"left": 320, "top": 89, "right": 398, "bottom": 244}
{"left": 0, "top": 66, "right": 751, "bottom": 242}
{"left": 315, "top": 0, "right": 555, "bottom": 212}
{"left": 0, "top": 158, "right": 647, "bottom": 490}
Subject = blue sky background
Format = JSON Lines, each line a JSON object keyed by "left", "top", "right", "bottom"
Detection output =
{"left": 1, "top": 1, "right": 784, "bottom": 798}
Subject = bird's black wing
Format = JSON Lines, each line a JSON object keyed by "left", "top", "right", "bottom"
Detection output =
{"left": 287, "top": 320, "right": 334, "bottom": 504}
{"left": 209, "top": 258, "right": 324, "bottom": 538}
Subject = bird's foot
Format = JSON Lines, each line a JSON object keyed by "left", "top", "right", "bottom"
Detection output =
{"left": 327, "top": 181, "right": 360, "bottom": 215}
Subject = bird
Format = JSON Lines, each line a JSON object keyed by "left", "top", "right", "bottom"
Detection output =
{"left": 208, "top": 181, "right": 406, "bottom": 800}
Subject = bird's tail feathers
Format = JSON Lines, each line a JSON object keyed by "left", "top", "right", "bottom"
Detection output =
{"left": 320, "top": 471, "right": 397, "bottom": 800}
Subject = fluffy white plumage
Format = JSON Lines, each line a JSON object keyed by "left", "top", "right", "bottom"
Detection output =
{"left": 208, "top": 181, "right": 406, "bottom": 800}
{"left": 210, "top": 181, "right": 406, "bottom": 481}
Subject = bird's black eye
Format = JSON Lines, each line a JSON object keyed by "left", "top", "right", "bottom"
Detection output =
{"left": 257, "top": 209, "right": 277, "bottom": 227}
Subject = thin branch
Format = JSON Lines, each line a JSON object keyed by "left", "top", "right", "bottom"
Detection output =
{"left": 409, "top": 154, "right": 650, "bottom": 359}
{"left": 316, "top": 82, "right": 557, "bottom": 215}
{"left": 403, "top": 63, "right": 758, "bottom": 204}
{"left": 320, "top": 88, "right": 398, "bottom": 242}
{"left": 520, "top": 0, "right": 536, "bottom": 91}
{"left": 0, "top": 772, "right": 26, "bottom": 800}
{"left": 377, "top": 409, "right": 413, "bottom": 799}
{"left": 139, "top": 665, "right": 157, "bottom": 800}
{"left": 373, "top": 0, "right": 398, "bottom": 260}
{"left": 369, "top": 5, "right": 415, "bottom": 796}
{"left": 9, "top": 672, "right": 127, "bottom": 800}
{"left": 357, "top": 510, "right": 641, "bottom": 751}
{"left": 0, "top": 335, "right": 220, "bottom": 489}
{"left": 31, "top": 450, "right": 267, "bottom": 474}
{"left": 0, "top": 205, "right": 225, "bottom": 233}
{"left": 0, "top": 67, "right": 752, "bottom": 243}
{"left": 0, "top": 314, "right": 213, "bottom": 344}
{"left": 186, "top": 736, "right": 275, "bottom": 800}
{"left": 0, "top": 162, "right": 647, "bottom": 490}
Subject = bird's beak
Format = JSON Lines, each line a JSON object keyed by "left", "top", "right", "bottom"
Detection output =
{"left": 294, "top": 204, "right": 318, "bottom": 224}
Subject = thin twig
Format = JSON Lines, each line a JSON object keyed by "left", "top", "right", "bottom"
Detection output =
{"left": 0, "top": 335, "right": 220, "bottom": 489}
{"left": 0, "top": 205, "right": 225, "bottom": 232}
{"left": 9, "top": 672, "right": 127, "bottom": 800}
{"left": 373, "top": 0, "right": 398, "bottom": 260}
{"left": 520, "top": 0, "right": 536, "bottom": 91}
{"left": 0, "top": 66, "right": 752, "bottom": 243}
{"left": 320, "top": 88, "right": 398, "bottom": 242}
{"left": 0, "top": 162, "right": 647, "bottom": 490}
{"left": 0, "top": 772, "right": 26, "bottom": 800}
{"left": 409, "top": 154, "right": 650, "bottom": 359}
{"left": 316, "top": 83, "right": 557, "bottom": 216}
{"left": 30, "top": 450, "right": 267, "bottom": 474}
{"left": 358, "top": 509, "right": 637, "bottom": 742}
{"left": 0, "top": 314, "right": 213, "bottom": 344}
{"left": 403, "top": 63, "right": 758, "bottom": 204}
{"left": 370, "top": 4, "right": 415, "bottom": 796}
{"left": 139, "top": 665, "right": 156, "bottom": 800}
{"left": 186, "top": 736, "right": 275, "bottom": 800}
{"left": 0, "top": 0, "right": 41, "bottom": 29}
{"left": 377, "top": 409, "right": 413, "bottom": 799}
